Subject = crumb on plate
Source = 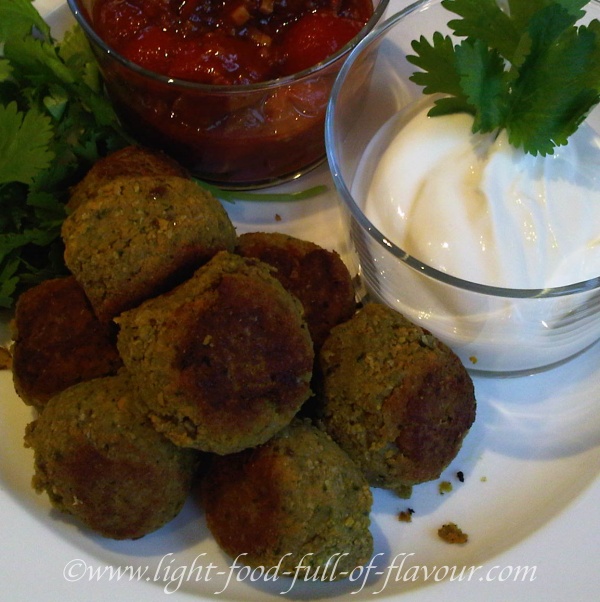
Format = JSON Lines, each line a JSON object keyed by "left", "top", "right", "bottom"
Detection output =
{"left": 398, "top": 508, "right": 414, "bottom": 523}
{"left": 439, "top": 480, "right": 453, "bottom": 494}
{"left": 438, "top": 522, "right": 468, "bottom": 544}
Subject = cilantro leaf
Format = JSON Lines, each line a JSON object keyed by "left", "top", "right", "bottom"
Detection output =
{"left": 408, "top": 0, "right": 600, "bottom": 155}
{"left": 0, "top": 102, "right": 54, "bottom": 185}
{"left": 59, "top": 25, "right": 103, "bottom": 93}
{"left": 443, "top": 0, "right": 521, "bottom": 61}
{"left": 0, "top": 2, "right": 129, "bottom": 307}
{"left": 454, "top": 39, "right": 508, "bottom": 132}
{"left": 4, "top": 34, "right": 76, "bottom": 86}
{"left": 0, "top": 0, "right": 50, "bottom": 42}
{"left": 508, "top": 11, "right": 600, "bottom": 154}
{"left": 507, "top": 0, "right": 588, "bottom": 27}
{"left": 408, "top": 32, "right": 473, "bottom": 115}
{"left": 0, "top": 59, "right": 12, "bottom": 82}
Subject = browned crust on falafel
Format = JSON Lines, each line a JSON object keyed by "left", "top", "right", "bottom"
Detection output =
{"left": 62, "top": 175, "right": 237, "bottom": 322}
{"left": 202, "top": 418, "right": 373, "bottom": 577}
{"left": 236, "top": 232, "right": 356, "bottom": 350}
{"left": 11, "top": 276, "right": 123, "bottom": 411}
{"left": 316, "top": 303, "right": 476, "bottom": 496}
{"left": 67, "top": 145, "right": 190, "bottom": 211}
{"left": 116, "top": 252, "right": 314, "bottom": 454}
{"left": 24, "top": 372, "right": 200, "bottom": 540}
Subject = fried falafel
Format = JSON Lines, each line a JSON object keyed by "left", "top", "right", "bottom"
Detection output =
{"left": 68, "top": 145, "right": 190, "bottom": 211}
{"left": 316, "top": 303, "right": 476, "bottom": 497}
{"left": 116, "top": 251, "right": 314, "bottom": 454}
{"left": 235, "top": 232, "right": 356, "bottom": 350}
{"left": 62, "top": 175, "right": 237, "bottom": 322}
{"left": 11, "top": 276, "right": 122, "bottom": 411}
{"left": 201, "top": 418, "right": 373, "bottom": 578}
{"left": 24, "top": 372, "right": 200, "bottom": 540}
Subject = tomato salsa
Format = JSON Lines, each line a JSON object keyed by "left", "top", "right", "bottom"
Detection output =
{"left": 94, "top": 0, "right": 374, "bottom": 84}
{"left": 77, "top": 0, "right": 381, "bottom": 186}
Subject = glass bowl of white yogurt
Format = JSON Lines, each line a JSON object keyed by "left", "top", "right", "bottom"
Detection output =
{"left": 325, "top": 0, "right": 600, "bottom": 375}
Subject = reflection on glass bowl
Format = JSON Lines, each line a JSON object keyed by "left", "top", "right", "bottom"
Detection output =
{"left": 68, "top": 0, "right": 389, "bottom": 189}
{"left": 326, "top": 0, "right": 600, "bottom": 375}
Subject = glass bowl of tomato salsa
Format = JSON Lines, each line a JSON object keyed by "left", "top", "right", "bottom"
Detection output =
{"left": 68, "top": 0, "right": 389, "bottom": 188}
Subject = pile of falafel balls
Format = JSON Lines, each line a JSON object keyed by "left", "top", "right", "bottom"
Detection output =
{"left": 11, "top": 146, "right": 476, "bottom": 580}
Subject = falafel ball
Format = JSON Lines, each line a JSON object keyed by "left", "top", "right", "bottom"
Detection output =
{"left": 316, "top": 303, "right": 476, "bottom": 498}
{"left": 202, "top": 418, "right": 373, "bottom": 578}
{"left": 235, "top": 232, "right": 356, "bottom": 350}
{"left": 116, "top": 251, "right": 314, "bottom": 454}
{"left": 24, "top": 372, "right": 201, "bottom": 540}
{"left": 62, "top": 175, "right": 237, "bottom": 322}
{"left": 11, "top": 276, "right": 123, "bottom": 412}
{"left": 68, "top": 145, "right": 190, "bottom": 211}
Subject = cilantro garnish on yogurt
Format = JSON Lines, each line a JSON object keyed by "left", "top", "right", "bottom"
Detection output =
{"left": 407, "top": 0, "right": 600, "bottom": 155}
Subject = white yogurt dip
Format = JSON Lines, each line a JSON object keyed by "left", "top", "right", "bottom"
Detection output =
{"left": 351, "top": 100, "right": 600, "bottom": 373}
{"left": 364, "top": 104, "right": 600, "bottom": 289}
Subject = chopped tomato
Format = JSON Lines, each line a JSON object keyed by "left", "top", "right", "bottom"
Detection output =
{"left": 94, "top": 0, "right": 150, "bottom": 47}
{"left": 122, "top": 26, "right": 178, "bottom": 73}
{"left": 94, "top": 0, "right": 374, "bottom": 82}
{"left": 168, "top": 34, "right": 271, "bottom": 84}
{"left": 279, "top": 11, "right": 364, "bottom": 76}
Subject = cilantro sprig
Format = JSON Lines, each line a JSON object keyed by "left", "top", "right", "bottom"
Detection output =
{"left": 0, "top": 0, "right": 129, "bottom": 307}
{"left": 407, "top": 0, "right": 600, "bottom": 155}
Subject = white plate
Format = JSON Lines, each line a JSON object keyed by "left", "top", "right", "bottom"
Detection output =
{"left": 2, "top": 1, "right": 599, "bottom": 600}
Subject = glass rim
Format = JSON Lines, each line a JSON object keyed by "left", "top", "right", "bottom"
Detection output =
{"left": 326, "top": 0, "right": 600, "bottom": 300}
{"left": 67, "top": 0, "right": 390, "bottom": 94}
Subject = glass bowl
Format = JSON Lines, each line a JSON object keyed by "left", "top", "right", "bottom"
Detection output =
{"left": 68, "top": 0, "right": 389, "bottom": 189}
{"left": 326, "top": 0, "right": 600, "bottom": 375}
